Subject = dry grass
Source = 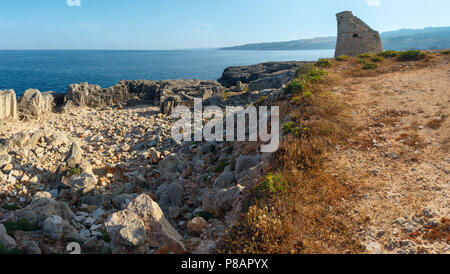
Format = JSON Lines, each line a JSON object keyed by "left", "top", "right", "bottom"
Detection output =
{"left": 220, "top": 70, "right": 364, "bottom": 254}
{"left": 340, "top": 53, "right": 437, "bottom": 78}
{"left": 426, "top": 116, "right": 447, "bottom": 130}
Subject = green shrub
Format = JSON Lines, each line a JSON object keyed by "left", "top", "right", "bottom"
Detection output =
{"left": 256, "top": 173, "right": 289, "bottom": 195}
{"left": 315, "top": 59, "right": 331, "bottom": 68}
{"left": 397, "top": 50, "right": 426, "bottom": 61}
{"left": 358, "top": 53, "right": 373, "bottom": 58}
{"left": 282, "top": 122, "right": 301, "bottom": 136}
{"left": 441, "top": 50, "right": 450, "bottom": 55}
{"left": 300, "top": 67, "right": 327, "bottom": 82}
{"left": 302, "top": 90, "right": 314, "bottom": 99}
{"left": 284, "top": 79, "right": 305, "bottom": 94}
{"left": 2, "top": 204, "right": 19, "bottom": 211}
{"left": 362, "top": 63, "right": 378, "bottom": 70}
{"left": 70, "top": 168, "right": 81, "bottom": 176}
{"left": 295, "top": 64, "right": 315, "bottom": 77}
{"left": 371, "top": 56, "right": 384, "bottom": 63}
{"left": 335, "top": 55, "right": 349, "bottom": 61}
{"left": 357, "top": 59, "right": 368, "bottom": 64}
{"left": 4, "top": 219, "right": 37, "bottom": 236}
{"left": 378, "top": 51, "right": 399, "bottom": 58}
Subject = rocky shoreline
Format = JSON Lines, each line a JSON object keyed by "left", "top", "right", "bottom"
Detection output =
{"left": 0, "top": 61, "right": 296, "bottom": 254}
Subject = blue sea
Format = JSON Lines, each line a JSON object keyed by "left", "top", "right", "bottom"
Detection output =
{"left": 0, "top": 49, "right": 334, "bottom": 96}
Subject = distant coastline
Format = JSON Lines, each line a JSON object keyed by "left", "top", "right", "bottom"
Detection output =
{"left": 220, "top": 27, "right": 450, "bottom": 51}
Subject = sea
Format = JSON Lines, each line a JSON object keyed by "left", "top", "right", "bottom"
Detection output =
{"left": 0, "top": 49, "right": 334, "bottom": 96}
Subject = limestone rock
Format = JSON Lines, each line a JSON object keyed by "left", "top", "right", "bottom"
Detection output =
{"left": 202, "top": 185, "right": 245, "bottom": 218}
{"left": 105, "top": 194, "right": 186, "bottom": 254}
{"left": 334, "top": 11, "right": 383, "bottom": 57}
{"left": 66, "top": 143, "right": 83, "bottom": 168}
{"left": 17, "top": 89, "right": 54, "bottom": 118}
{"left": 219, "top": 62, "right": 306, "bottom": 88}
{"left": 42, "top": 215, "right": 64, "bottom": 240}
{"left": 69, "top": 173, "right": 98, "bottom": 201}
{"left": 187, "top": 217, "right": 208, "bottom": 236}
{"left": 0, "top": 224, "right": 17, "bottom": 249}
{"left": 14, "top": 196, "right": 75, "bottom": 225}
{"left": 0, "top": 89, "right": 17, "bottom": 120}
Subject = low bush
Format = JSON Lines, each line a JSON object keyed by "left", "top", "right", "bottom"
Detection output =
{"left": 358, "top": 53, "right": 373, "bottom": 58}
{"left": 282, "top": 122, "right": 301, "bottom": 136}
{"left": 441, "top": 50, "right": 450, "bottom": 55}
{"left": 315, "top": 59, "right": 331, "bottom": 68}
{"left": 378, "top": 50, "right": 399, "bottom": 58}
{"left": 255, "top": 173, "right": 289, "bottom": 195}
{"left": 4, "top": 219, "right": 37, "bottom": 236}
{"left": 284, "top": 79, "right": 305, "bottom": 94}
{"left": 397, "top": 50, "right": 426, "bottom": 61}
{"left": 371, "top": 56, "right": 384, "bottom": 63}
{"left": 362, "top": 63, "right": 378, "bottom": 70}
{"left": 335, "top": 55, "right": 349, "bottom": 61}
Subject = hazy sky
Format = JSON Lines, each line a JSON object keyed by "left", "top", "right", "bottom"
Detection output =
{"left": 0, "top": 0, "right": 449, "bottom": 50}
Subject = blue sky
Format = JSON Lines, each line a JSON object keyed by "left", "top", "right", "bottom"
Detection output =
{"left": 0, "top": 0, "right": 449, "bottom": 50}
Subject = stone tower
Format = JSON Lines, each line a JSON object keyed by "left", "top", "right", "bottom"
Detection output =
{"left": 334, "top": 11, "right": 383, "bottom": 57}
{"left": 0, "top": 89, "right": 17, "bottom": 120}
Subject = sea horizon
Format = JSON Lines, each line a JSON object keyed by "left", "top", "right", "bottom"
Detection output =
{"left": 0, "top": 49, "right": 334, "bottom": 96}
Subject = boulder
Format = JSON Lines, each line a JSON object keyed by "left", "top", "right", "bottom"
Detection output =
{"left": 66, "top": 143, "right": 83, "bottom": 168}
{"left": 17, "top": 89, "right": 54, "bottom": 118}
{"left": 69, "top": 173, "right": 97, "bottom": 202}
{"left": 187, "top": 217, "right": 208, "bottom": 236}
{"left": 202, "top": 185, "right": 245, "bottom": 218}
{"left": 334, "top": 11, "right": 383, "bottom": 57}
{"left": 42, "top": 215, "right": 64, "bottom": 240}
{"left": 14, "top": 196, "right": 75, "bottom": 225}
{"left": 0, "top": 224, "right": 17, "bottom": 249}
{"left": 0, "top": 89, "right": 17, "bottom": 120}
{"left": 105, "top": 194, "right": 185, "bottom": 254}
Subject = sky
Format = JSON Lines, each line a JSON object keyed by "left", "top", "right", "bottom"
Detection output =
{"left": 0, "top": 0, "right": 449, "bottom": 50}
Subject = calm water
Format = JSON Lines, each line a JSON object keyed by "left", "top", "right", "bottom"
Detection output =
{"left": 0, "top": 49, "right": 334, "bottom": 96}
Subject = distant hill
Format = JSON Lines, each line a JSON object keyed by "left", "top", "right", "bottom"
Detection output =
{"left": 220, "top": 27, "right": 450, "bottom": 51}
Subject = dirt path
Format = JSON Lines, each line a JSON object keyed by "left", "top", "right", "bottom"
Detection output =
{"left": 329, "top": 58, "right": 450, "bottom": 254}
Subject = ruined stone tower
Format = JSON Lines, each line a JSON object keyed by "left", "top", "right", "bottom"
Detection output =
{"left": 334, "top": 11, "right": 383, "bottom": 57}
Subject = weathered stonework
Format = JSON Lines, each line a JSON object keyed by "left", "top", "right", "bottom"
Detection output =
{"left": 0, "top": 89, "right": 17, "bottom": 120}
{"left": 335, "top": 11, "right": 383, "bottom": 57}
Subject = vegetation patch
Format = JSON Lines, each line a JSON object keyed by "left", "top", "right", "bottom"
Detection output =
{"left": 378, "top": 50, "right": 399, "bottom": 58}
{"left": 221, "top": 67, "right": 361, "bottom": 254}
{"left": 2, "top": 203, "right": 19, "bottom": 211}
{"left": 358, "top": 53, "right": 373, "bottom": 58}
{"left": 4, "top": 219, "right": 37, "bottom": 236}
{"left": 440, "top": 50, "right": 450, "bottom": 55}
{"left": 282, "top": 122, "right": 301, "bottom": 136}
{"left": 362, "top": 63, "right": 378, "bottom": 70}
{"left": 284, "top": 79, "right": 305, "bottom": 94}
{"left": 426, "top": 116, "right": 447, "bottom": 130}
{"left": 335, "top": 55, "right": 349, "bottom": 61}
{"left": 255, "top": 173, "right": 289, "bottom": 195}
{"left": 315, "top": 59, "right": 332, "bottom": 68}
{"left": 397, "top": 50, "right": 426, "bottom": 61}
{"left": 371, "top": 56, "right": 384, "bottom": 63}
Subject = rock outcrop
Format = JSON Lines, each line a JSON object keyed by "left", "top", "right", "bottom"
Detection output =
{"left": 64, "top": 79, "right": 224, "bottom": 115}
{"left": 0, "top": 89, "right": 17, "bottom": 120}
{"left": 334, "top": 11, "right": 383, "bottom": 57}
{"left": 218, "top": 61, "right": 306, "bottom": 88}
{"left": 18, "top": 89, "right": 55, "bottom": 118}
